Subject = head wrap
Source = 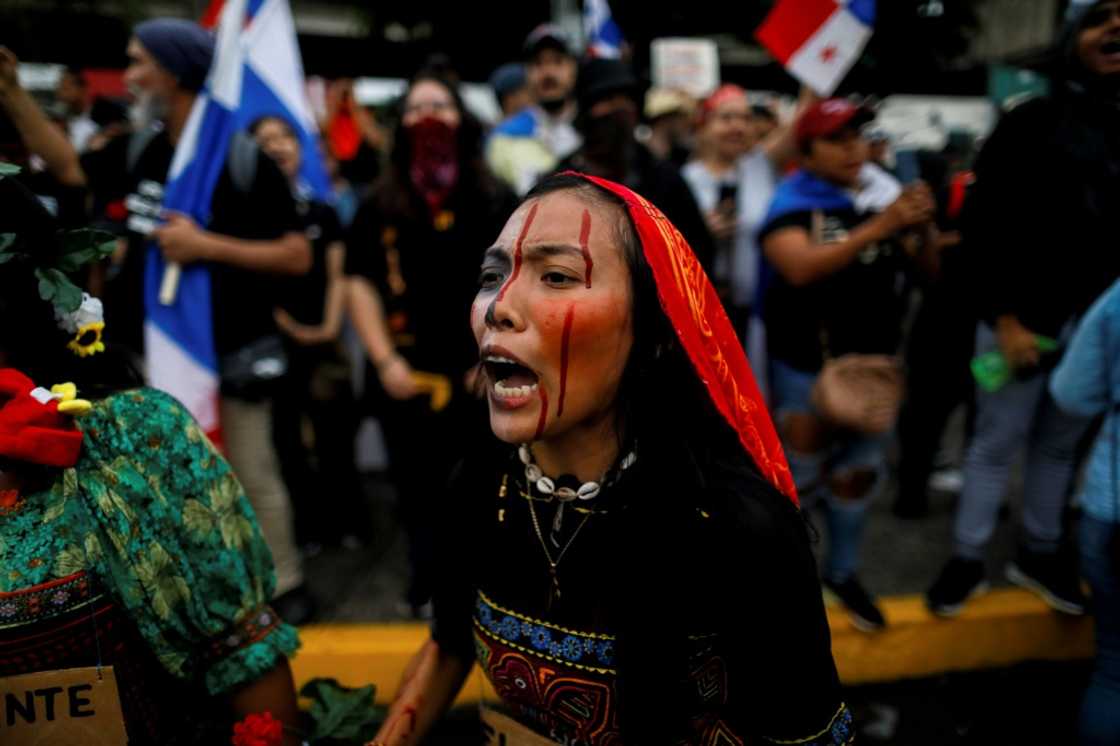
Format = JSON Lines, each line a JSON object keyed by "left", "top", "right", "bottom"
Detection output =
{"left": 697, "top": 84, "right": 748, "bottom": 124}
{"left": 134, "top": 18, "right": 215, "bottom": 93}
{"left": 563, "top": 172, "right": 798, "bottom": 503}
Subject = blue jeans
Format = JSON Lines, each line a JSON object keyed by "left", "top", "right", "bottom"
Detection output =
{"left": 954, "top": 324, "right": 1091, "bottom": 559}
{"left": 1080, "top": 516, "right": 1120, "bottom": 746}
{"left": 771, "top": 360, "right": 886, "bottom": 583}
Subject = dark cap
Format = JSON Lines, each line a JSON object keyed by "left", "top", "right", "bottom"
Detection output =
{"left": 524, "top": 24, "right": 573, "bottom": 59}
{"left": 134, "top": 18, "right": 215, "bottom": 93}
{"left": 489, "top": 63, "right": 527, "bottom": 99}
{"left": 795, "top": 98, "right": 875, "bottom": 149}
{"left": 576, "top": 58, "right": 641, "bottom": 111}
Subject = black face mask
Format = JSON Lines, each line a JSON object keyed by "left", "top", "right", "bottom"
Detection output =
{"left": 580, "top": 110, "right": 635, "bottom": 170}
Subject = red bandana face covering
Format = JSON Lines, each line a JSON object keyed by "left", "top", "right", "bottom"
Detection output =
{"left": 565, "top": 173, "right": 798, "bottom": 504}
{"left": 0, "top": 369, "right": 84, "bottom": 468}
{"left": 408, "top": 117, "right": 460, "bottom": 217}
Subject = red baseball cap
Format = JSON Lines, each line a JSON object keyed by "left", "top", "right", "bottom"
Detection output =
{"left": 795, "top": 98, "right": 875, "bottom": 150}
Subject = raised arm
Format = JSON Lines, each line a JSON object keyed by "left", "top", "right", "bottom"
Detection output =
{"left": 760, "top": 86, "right": 819, "bottom": 170}
{"left": 0, "top": 47, "right": 85, "bottom": 186}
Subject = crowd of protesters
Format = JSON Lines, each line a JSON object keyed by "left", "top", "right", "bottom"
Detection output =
{"left": 2, "top": 1, "right": 1120, "bottom": 741}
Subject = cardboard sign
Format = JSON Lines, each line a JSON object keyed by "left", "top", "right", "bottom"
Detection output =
{"left": 481, "top": 707, "right": 560, "bottom": 746}
{"left": 651, "top": 38, "right": 720, "bottom": 99}
{"left": 0, "top": 666, "right": 127, "bottom": 746}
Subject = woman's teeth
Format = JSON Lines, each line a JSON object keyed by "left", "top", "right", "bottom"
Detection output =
{"left": 493, "top": 381, "right": 538, "bottom": 397}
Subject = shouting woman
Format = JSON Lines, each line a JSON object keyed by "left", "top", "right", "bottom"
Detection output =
{"left": 368, "top": 173, "right": 851, "bottom": 745}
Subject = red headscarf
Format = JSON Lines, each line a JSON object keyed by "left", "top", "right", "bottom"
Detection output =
{"left": 568, "top": 173, "right": 798, "bottom": 504}
{"left": 698, "top": 84, "right": 749, "bottom": 124}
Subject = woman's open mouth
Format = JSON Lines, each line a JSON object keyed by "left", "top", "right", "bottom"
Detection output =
{"left": 482, "top": 348, "right": 540, "bottom": 407}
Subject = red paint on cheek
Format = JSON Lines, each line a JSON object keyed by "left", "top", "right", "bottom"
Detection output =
{"left": 579, "top": 208, "right": 594, "bottom": 288}
{"left": 496, "top": 201, "right": 540, "bottom": 303}
{"left": 556, "top": 305, "right": 575, "bottom": 418}
{"left": 533, "top": 385, "right": 550, "bottom": 441}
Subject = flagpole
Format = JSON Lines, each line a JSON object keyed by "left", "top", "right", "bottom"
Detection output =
{"left": 159, "top": 263, "right": 182, "bottom": 305}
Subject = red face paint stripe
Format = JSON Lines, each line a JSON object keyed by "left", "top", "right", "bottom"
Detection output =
{"left": 534, "top": 386, "right": 550, "bottom": 441}
{"left": 497, "top": 201, "right": 540, "bottom": 303}
{"left": 557, "top": 305, "right": 575, "bottom": 418}
{"left": 579, "top": 208, "right": 594, "bottom": 288}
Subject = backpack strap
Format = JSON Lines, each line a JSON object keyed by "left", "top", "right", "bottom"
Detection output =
{"left": 227, "top": 131, "right": 259, "bottom": 195}
{"left": 126, "top": 123, "right": 164, "bottom": 175}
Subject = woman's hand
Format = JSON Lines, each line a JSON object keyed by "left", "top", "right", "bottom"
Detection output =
{"left": 274, "top": 308, "right": 330, "bottom": 346}
{"left": 378, "top": 353, "right": 420, "bottom": 400}
{"left": 996, "top": 315, "right": 1040, "bottom": 369}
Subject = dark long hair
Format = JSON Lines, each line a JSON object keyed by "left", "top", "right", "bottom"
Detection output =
{"left": 372, "top": 70, "right": 503, "bottom": 221}
{"left": 523, "top": 174, "right": 806, "bottom": 742}
{"left": 0, "top": 177, "right": 141, "bottom": 398}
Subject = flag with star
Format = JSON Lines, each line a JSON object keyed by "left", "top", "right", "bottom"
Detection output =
{"left": 756, "top": 0, "right": 875, "bottom": 96}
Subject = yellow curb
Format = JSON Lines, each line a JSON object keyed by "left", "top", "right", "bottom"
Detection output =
{"left": 290, "top": 589, "right": 1095, "bottom": 704}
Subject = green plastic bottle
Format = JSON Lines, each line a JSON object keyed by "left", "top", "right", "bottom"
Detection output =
{"left": 970, "top": 335, "right": 1058, "bottom": 393}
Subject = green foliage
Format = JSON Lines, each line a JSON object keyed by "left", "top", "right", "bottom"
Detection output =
{"left": 5, "top": 225, "right": 115, "bottom": 317}
{"left": 300, "top": 678, "right": 385, "bottom": 744}
{"left": 35, "top": 267, "right": 84, "bottom": 314}
{"left": 57, "top": 228, "right": 116, "bottom": 272}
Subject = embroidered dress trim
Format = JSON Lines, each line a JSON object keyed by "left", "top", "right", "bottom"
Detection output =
{"left": 763, "top": 702, "right": 854, "bottom": 745}
{"left": 475, "top": 591, "right": 616, "bottom": 673}
{"left": 0, "top": 572, "right": 100, "bottom": 629}
{"left": 203, "top": 605, "right": 282, "bottom": 666}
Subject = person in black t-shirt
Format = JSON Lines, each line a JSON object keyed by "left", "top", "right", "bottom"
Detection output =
{"left": 346, "top": 71, "right": 517, "bottom": 615}
{"left": 926, "top": 1, "right": 1120, "bottom": 620}
{"left": 251, "top": 114, "right": 369, "bottom": 552}
{"left": 758, "top": 99, "right": 934, "bottom": 634}
{"left": 76, "top": 19, "right": 315, "bottom": 624}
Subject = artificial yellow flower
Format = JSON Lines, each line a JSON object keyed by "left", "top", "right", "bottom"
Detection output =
{"left": 67, "top": 321, "right": 105, "bottom": 358}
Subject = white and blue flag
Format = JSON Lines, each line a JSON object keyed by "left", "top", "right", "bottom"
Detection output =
{"left": 584, "top": 0, "right": 624, "bottom": 59}
{"left": 144, "top": 0, "right": 328, "bottom": 438}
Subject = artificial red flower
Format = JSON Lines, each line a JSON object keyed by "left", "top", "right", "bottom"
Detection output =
{"left": 231, "top": 711, "right": 284, "bottom": 746}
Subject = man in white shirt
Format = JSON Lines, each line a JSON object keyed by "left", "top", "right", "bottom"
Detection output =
{"left": 486, "top": 25, "right": 581, "bottom": 195}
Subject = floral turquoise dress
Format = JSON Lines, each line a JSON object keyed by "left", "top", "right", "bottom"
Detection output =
{"left": 0, "top": 388, "right": 299, "bottom": 744}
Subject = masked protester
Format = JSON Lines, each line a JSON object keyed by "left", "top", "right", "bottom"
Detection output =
{"left": 367, "top": 173, "right": 849, "bottom": 746}
{"left": 560, "top": 58, "right": 716, "bottom": 274}
{"left": 346, "top": 72, "right": 517, "bottom": 617}
{"left": 0, "top": 172, "right": 304, "bottom": 745}
{"left": 926, "top": 0, "right": 1120, "bottom": 620}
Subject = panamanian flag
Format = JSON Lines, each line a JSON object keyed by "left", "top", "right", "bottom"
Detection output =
{"left": 584, "top": 0, "right": 624, "bottom": 58}
{"left": 144, "top": 0, "right": 329, "bottom": 439}
{"left": 756, "top": 0, "right": 876, "bottom": 97}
